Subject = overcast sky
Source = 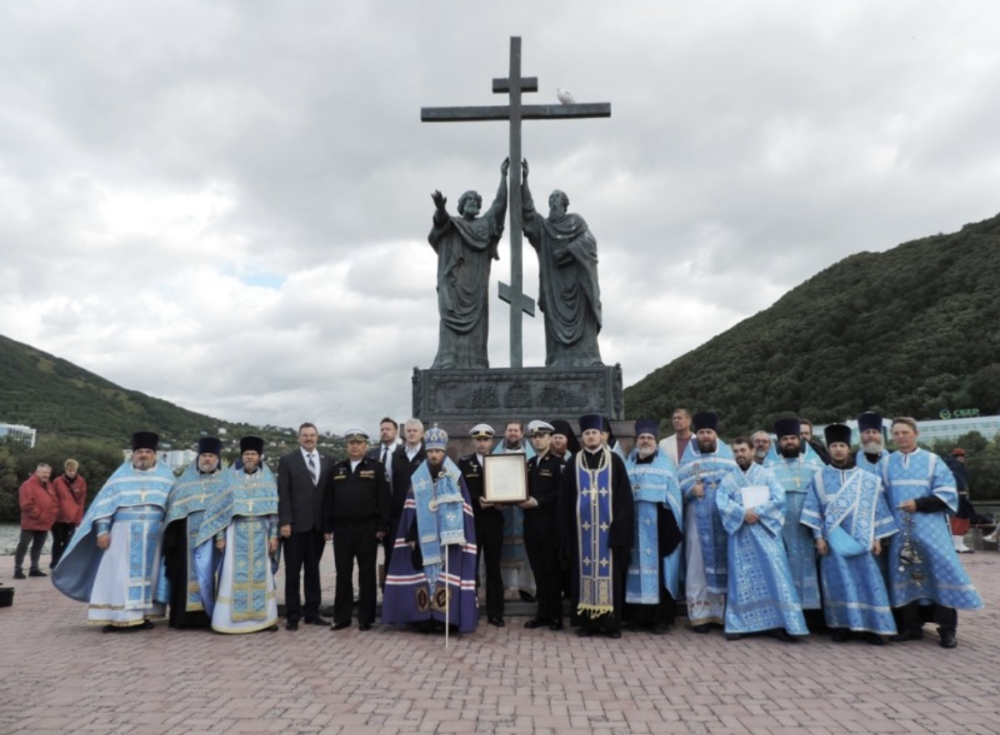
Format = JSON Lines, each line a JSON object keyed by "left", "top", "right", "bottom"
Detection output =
{"left": 2, "top": 1, "right": 999, "bottom": 435}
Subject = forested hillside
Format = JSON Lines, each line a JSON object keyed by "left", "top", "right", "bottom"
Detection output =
{"left": 0, "top": 333, "right": 256, "bottom": 444}
{"left": 626, "top": 212, "right": 1000, "bottom": 436}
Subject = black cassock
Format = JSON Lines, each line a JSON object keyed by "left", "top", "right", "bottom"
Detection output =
{"left": 557, "top": 447, "right": 634, "bottom": 633}
{"left": 162, "top": 518, "right": 211, "bottom": 629}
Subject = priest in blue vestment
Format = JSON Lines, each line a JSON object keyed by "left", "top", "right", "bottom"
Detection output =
{"left": 764, "top": 418, "right": 825, "bottom": 623}
{"left": 676, "top": 412, "right": 736, "bottom": 633}
{"left": 717, "top": 437, "right": 807, "bottom": 641}
{"left": 159, "top": 437, "right": 225, "bottom": 628}
{"left": 558, "top": 414, "right": 634, "bottom": 638}
{"left": 623, "top": 419, "right": 682, "bottom": 634}
{"left": 492, "top": 421, "right": 536, "bottom": 602}
{"left": 196, "top": 436, "right": 280, "bottom": 634}
{"left": 855, "top": 411, "right": 890, "bottom": 476}
{"left": 53, "top": 431, "right": 174, "bottom": 631}
{"left": 802, "top": 424, "right": 897, "bottom": 644}
{"left": 882, "top": 417, "right": 982, "bottom": 649}
{"left": 382, "top": 427, "right": 479, "bottom": 633}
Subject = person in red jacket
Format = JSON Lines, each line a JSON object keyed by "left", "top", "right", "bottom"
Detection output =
{"left": 14, "top": 464, "right": 58, "bottom": 579}
{"left": 51, "top": 459, "right": 87, "bottom": 569}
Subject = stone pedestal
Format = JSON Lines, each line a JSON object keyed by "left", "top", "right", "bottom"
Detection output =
{"left": 412, "top": 365, "right": 628, "bottom": 455}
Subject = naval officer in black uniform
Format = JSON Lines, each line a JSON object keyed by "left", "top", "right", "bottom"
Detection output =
{"left": 323, "top": 428, "right": 391, "bottom": 631}
{"left": 458, "top": 423, "right": 506, "bottom": 627}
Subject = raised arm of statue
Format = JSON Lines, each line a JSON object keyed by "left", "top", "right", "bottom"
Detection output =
{"left": 431, "top": 190, "right": 449, "bottom": 227}
{"left": 484, "top": 159, "right": 509, "bottom": 232}
{"left": 521, "top": 159, "right": 540, "bottom": 248}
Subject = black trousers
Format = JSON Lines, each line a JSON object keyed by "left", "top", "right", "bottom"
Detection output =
{"left": 896, "top": 600, "right": 958, "bottom": 633}
{"left": 50, "top": 523, "right": 76, "bottom": 568}
{"left": 524, "top": 510, "right": 561, "bottom": 622}
{"left": 475, "top": 511, "right": 505, "bottom": 617}
{"left": 283, "top": 530, "right": 325, "bottom": 623}
{"left": 332, "top": 519, "right": 379, "bottom": 626}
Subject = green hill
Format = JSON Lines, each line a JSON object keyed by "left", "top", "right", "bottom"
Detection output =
{"left": 0, "top": 333, "right": 264, "bottom": 446}
{"left": 625, "top": 211, "right": 1000, "bottom": 436}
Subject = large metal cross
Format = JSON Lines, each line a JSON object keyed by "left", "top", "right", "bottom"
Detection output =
{"left": 421, "top": 36, "right": 611, "bottom": 368}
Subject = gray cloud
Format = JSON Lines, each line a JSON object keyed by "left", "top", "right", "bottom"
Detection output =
{"left": 2, "top": 1, "right": 999, "bottom": 434}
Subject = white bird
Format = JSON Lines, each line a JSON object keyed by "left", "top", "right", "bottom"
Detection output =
{"left": 556, "top": 88, "right": 576, "bottom": 105}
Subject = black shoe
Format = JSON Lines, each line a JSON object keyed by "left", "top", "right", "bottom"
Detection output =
{"left": 523, "top": 616, "right": 550, "bottom": 629}
{"left": 102, "top": 624, "right": 119, "bottom": 633}
{"left": 359, "top": 623, "right": 372, "bottom": 631}
{"left": 266, "top": 624, "right": 279, "bottom": 632}
{"left": 650, "top": 623, "right": 670, "bottom": 635}
{"left": 890, "top": 629, "right": 923, "bottom": 643}
{"left": 29, "top": 569, "right": 47, "bottom": 578}
{"left": 831, "top": 629, "right": 849, "bottom": 643}
{"left": 606, "top": 629, "right": 622, "bottom": 639}
{"left": 331, "top": 621, "right": 351, "bottom": 631}
{"left": 939, "top": 629, "right": 957, "bottom": 649}
{"left": 549, "top": 620, "right": 564, "bottom": 631}
{"left": 138, "top": 619, "right": 155, "bottom": 630}
{"left": 13, "top": 570, "right": 25, "bottom": 580}
{"left": 725, "top": 633, "right": 743, "bottom": 641}
{"left": 305, "top": 616, "right": 330, "bottom": 626}
{"left": 576, "top": 627, "right": 595, "bottom": 637}
{"left": 862, "top": 633, "right": 885, "bottom": 646}
{"left": 692, "top": 624, "right": 711, "bottom": 634}
{"left": 488, "top": 615, "right": 505, "bottom": 627}
{"left": 285, "top": 620, "right": 299, "bottom": 631}
{"left": 771, "top": 629, "right": 796, "bottom": 642}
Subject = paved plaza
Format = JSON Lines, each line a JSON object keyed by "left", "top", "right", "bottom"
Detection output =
{"left": 1, "top": 552, "right": 997, "bottom": 735}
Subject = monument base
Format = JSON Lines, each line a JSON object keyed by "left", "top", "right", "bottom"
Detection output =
{"left": 412, "top": 364, "right": 627, "bottom": 454}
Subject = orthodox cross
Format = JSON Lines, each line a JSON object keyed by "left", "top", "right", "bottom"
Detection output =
{"left": 421, "top": 36, "right": 611, "bottom": 368}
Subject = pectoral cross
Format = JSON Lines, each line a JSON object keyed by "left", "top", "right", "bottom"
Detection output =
{"left": 421, "top": 36, "right": 611, "bottom": 367}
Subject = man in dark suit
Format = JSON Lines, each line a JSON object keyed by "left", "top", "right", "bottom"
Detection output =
{"left": 384, "top": 419, "right": 426, "bottom": 571}
{"left": 278, "top": 422, "right": 333, "bottom": 630}
{"left": 366, "top": 417, "right": 400, "bottom": 484}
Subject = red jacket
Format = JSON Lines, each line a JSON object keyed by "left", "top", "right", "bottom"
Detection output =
{"left": 53, "top": 473, "right": 87, "bottom": 525}
{"left": 19, "top": 475, "right": 59, "bottom": 531}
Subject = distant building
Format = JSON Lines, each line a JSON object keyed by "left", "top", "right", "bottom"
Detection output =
{"left": 0, "top": 422, "right": 37, "bottom": 448}
{"left": 823, "top": 414, "right": 1000, "bottom": 446}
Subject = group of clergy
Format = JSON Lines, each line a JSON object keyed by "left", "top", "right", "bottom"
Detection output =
{"left": 668, "top": 411, "right": 982, "bottom": 647}
{"left": 49, "top": 409, "right": 982, "bottom": 648}
{"left": 53, "top": 432, "right": 281, "bottom": 633}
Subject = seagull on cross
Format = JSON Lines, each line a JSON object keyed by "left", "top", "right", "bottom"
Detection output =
{"left": 556, "top": 88, "right": 576, "bottom": 105}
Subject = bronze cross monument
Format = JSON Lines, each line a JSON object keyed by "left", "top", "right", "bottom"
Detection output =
{"left": 421, "top": 36, "right": 611, "bottom": 368}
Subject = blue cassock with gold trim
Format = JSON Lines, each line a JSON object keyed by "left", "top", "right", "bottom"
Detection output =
{"left": 764, "top": 446, "right": 825, "bottom": 609}
{"left": 624, "top": 447, "right": 682, "bottom": 604}
{"left": 156, "top": 462, "right": 226, "bottom": 621}
{"left": 676, "top": 440, "right": 737, "bottom": 594}
{"left": 881, "top": 449, "right": 982, "bottom": 611}
{"left": 803, "top": 465, "right": 898, "bottom": 634}
{"left": 717, "top": 462, "right": 808, "bottom": 636}
{"left": 194, "top": 464, "right": 279, "bottom": 624}
{"left": 53, "top": 459, "right": 174, "bottom": 605}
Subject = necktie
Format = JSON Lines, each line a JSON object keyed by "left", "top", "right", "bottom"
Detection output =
{"left": 307, "top": 453, "right": 318, "bottom": 484}
{"left": 381, "top": 446, "right": 388, "bottom": 465}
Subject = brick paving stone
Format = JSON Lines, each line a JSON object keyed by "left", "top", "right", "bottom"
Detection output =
{"left": 2, "top": 554, "right": 998, "bottom": 734}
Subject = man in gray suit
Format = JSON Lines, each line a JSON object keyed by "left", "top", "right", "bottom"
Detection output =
{"left": 278, "top": 422, "right": 333, "bottom": 630}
